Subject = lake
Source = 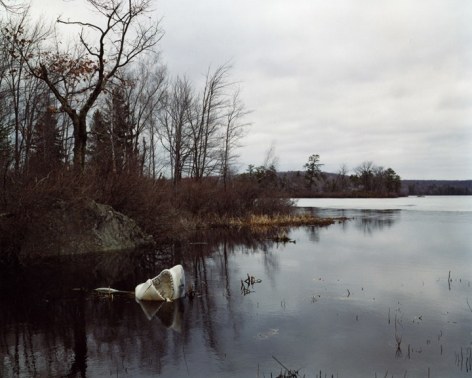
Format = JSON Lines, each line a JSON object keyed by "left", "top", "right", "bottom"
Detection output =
{"left": 1, "top": 196, "right": 471, "bottom": 377}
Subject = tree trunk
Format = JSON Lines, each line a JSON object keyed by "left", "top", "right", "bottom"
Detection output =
{"left": 72, "top": 116, "right": 87, "bottom": 171}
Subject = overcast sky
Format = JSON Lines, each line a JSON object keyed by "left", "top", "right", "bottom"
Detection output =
{"left": 31, "top": 0, "right": 472, "bottom": 179}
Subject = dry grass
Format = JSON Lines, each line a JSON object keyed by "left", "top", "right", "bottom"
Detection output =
{"left": 209, "top": 213, "right": 348, "bottom": 228}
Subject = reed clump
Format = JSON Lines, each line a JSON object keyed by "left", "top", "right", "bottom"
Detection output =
{"left": 210, "top": 213, "right": 347, "bottom": 229}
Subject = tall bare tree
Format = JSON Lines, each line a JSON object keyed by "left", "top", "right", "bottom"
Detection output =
{"left": 0, "top": 20, "right": 11, "bottom": 173}
{"left": 120, "top": 59, "right": 166, "bottom": 175}
{"left": 2, "top": 10, "right": 51, "bottom": 172}
{"left": 219, "top": 88, "right": 249, "bottom": 190}
{"left": 159, "top": 76, "right": 193, "bottom": 186}
{"left": 190, "top": 64, "right": 231, "bottom": 180}
{"left": 354, "top": 161, "right": 374, "bottom": 192}
{"left": 11, "top": 0, "right": 162, "bottom": 170}
{"left": 336, "top": 163, "right": 350, "bottom": 192}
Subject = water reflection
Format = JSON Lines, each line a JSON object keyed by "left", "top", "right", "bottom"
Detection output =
{"left": 1, "top": 209, "right": 472, "bottom": 377}
{"left": 354, "top": 210, "right": 400, "bottom": 235}
{"left": 302, "top": 207, "right": 401, "bottom": 235}
{"left": 304, "top": 224, "right": 322, "bottom": 242}
{"left": 0, "top": 227, "right": 289, "bottom": 377}
{"left": 136, "top": 299, "right": 183, "bottom": 330}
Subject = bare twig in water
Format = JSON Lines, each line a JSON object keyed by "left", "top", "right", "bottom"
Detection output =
{"left": 271, "top": 355, "right": 301, "bottom": 377}
{"left": 395, "top": 334, "right": 403, "bottom": 359}
{"left": 467, "top": 298, "right": 472, "bottom": 313}
{"left": 240, "top": 273, "right": 261, "bottom": 296}
{"left": 272, "top": 355, "right": 290, "bottom": 371}
{"left": 395, "top": 315, "right": 402, "bottom": 358}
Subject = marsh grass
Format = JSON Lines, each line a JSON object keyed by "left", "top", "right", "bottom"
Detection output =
{"left": 209, "top": 214, "right": 347, "bottom": 229}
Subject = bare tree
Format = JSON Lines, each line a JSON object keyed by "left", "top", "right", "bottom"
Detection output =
{"left": 372, "top": 165, "right": 386, "bottom": 193}
{"left": 190, "top": 64, "right": 231, "bottom": 180}
{"left": 0, "top": 0, "right": 26, "bottom": 13}
{"left": 336, "top": 163, "right": 350, "bottom": 192}
{"left": 121, "top": 59, "right": 166, "bottom": 175}
{"left": 11, "top": 0, "right": 163, "bottom": 170}
{"left": 0, "top": 43, "right": 11, "bottom": 202}
{"left": 0, "top": 20, "right": 12, "bottom": 179}
{"left": 354, "top": 161, "right": 374, "bottom": 191}
{"left": 159, "top": 76, "right": 193, "bottom": 186}
{"left": 353, "top": 162, "right": 401, "bottom": 195}
{"left": 219, "top": 87, "right": 249, "bottom": 190}
{"left": 262, "top": 142, "right": 279, "bottom": 170}
{"left": 2, "top": 11, "right": 51, "bottom": 172}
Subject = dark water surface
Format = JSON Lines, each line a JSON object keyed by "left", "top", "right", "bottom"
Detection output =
{"left": 1, "top": 197, "right": 472, "bottom": 377}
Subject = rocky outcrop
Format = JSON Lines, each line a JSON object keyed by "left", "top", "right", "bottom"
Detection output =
{"left": 21, "top": 199, "right": 154, "bottom": 257}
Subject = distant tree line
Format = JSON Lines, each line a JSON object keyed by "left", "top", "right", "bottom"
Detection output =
{"left": 403, "top": 180, "right": 472, "bottom": 196}
{"left": 246, "top": 155, "right": 403, "bottom": 198}
{"left": 249, "top": 155, "right": 471, "bottom": 198}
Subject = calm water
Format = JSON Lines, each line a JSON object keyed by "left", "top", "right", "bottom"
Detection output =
{"left": 1, "top": 196, "right": 471, "bottom": 377}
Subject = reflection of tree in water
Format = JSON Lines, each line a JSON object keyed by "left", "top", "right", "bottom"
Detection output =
{"left": 301, "top": 207, "right": 400, "bottom": 236}
{"left": 68, "top": 292, "right": 87, "bottom": 377}
{"left": 455, "top": 346, "right": 472, "bottom": 372}
{"left": 0, "top": 228, "right": 285, "bottom": 377}
{"left": 191, "top": 245, "right": 221, "bottom": 352}
{"left": 306, "top": 225, "right": 321, "bottom": 242}
{"left": 173, "top": 229, "right": 285, "bottom": 364}
{"left": 0, "top": 293, "right": 179, "bottom": 377}
{"left": 354, "top": 210, "right": 400, "bottom": 235}
{"left": 262, "top": 249, "right": 280, "bottom": 286}
{"left": 0, "top": 246, "right": 181, "bottom": 377}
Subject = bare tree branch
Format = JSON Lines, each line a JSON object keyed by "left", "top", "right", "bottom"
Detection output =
{"left": 10, "top": 0, "right": 164, "bottom": 170}
{"left": 1, "top": 0, "right": 26, "bottom": 14}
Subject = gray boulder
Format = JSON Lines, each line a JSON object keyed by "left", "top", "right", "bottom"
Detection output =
{"left": 21, "top": 199, "right": 154, "bottom": 257}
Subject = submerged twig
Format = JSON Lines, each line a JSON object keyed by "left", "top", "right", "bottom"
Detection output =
{"left": 241, "top": 273, "right": 261, "bottom": 296}
{"left": 272, "top": 355, "right": 301, "bottom": 378}
{"left": 94, "top": 287, "right": 133, "bottom": 295}
{"left": 272, "top": 355, "right": 291, "bottom": 371}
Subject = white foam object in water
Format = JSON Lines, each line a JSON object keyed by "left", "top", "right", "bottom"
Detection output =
{"left": 135, "top": 264, "right": 186, "bottom": 301}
